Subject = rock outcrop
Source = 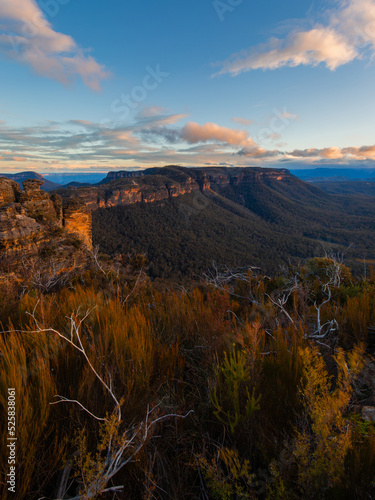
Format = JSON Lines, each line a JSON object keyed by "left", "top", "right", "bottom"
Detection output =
{"left": 0, "top": 204, "right": 44, "bottom": 254}
{"left": 0, "top": 178, "right": 21, "bottom": 207}
{"left": 19, "top": 179, "right": 63, "bottom": 223}
{"left": 0, "top": 177, "right": 92, "bottom": 268}
{"left": 362, "top": 406, "right": 375, "bottom": 422}
{"left": 63, "top": 199, "right": 92, "bottom": 249}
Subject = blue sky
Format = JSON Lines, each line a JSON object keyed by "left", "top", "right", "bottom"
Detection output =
{"left": 1, "top": 0, "right": 375, "bottom": 172}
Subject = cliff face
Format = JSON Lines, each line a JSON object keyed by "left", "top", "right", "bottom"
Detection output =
{"left": 56, "top": 166, "right": 296, "bottom": 212}
{"left": 58, "top": 169, "right": 203, "bottom": 210}
{"left": 192, "top": 167, "right": 291, "bottom": 190}
{"left": 0, "top": 177, "right": 92, "bottom": 267}
{"left": 63, "top": 200, "right": 92, "bottom": 248}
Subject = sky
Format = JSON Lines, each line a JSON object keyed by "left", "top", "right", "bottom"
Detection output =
{"left": 1, "top": 0, "right": 375, "bottom": 173}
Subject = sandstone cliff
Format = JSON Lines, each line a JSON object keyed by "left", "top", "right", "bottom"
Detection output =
{"left": 55, "top": 165, "right": 297, "bottom": 213}
{"left": 57, "top": 167, "right": 203, "bottom": 210}
{"left": 0, "top": 177, "right": 92, "bottom": 269}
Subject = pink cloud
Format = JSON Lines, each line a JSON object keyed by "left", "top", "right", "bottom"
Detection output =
{"left": 216, "top": 28, "right": 356, "bottom": 75}
{"left": 11, "top": 156, "right": 27, "bottom": 162}
{"left": 238, "top": 146, "right": 280, "bottom": 158}
{"left": 0, "top": 0, "right": 110, "bottom": 90}
{"left": 143, "top": 113, "right": 189, "bottom": 128}
{"left": 214, "top": 0, "right": 375, "bottom": 75}
{"left": 181, "top": 122, "right": 255, "bottom": 147}
{"left": 102, "top": 130, "right": 140, "bottom": 145}
{"left": 342, "top": 145, "right": 375, "bottom": 160}
{"left": 288, "top": 145, "right": 375, "bottom": 160}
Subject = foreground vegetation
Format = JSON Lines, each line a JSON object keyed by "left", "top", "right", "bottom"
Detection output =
{"left": 0, "top": 255, "right": 374, "bottom": 499}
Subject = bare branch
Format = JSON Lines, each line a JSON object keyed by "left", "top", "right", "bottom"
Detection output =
{"left": 50, "top": 396, "right": 106, "bottom": 422}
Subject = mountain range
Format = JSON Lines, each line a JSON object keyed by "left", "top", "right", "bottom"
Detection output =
{"left": 1, "top": 165, "right": 374, "bottom": 280}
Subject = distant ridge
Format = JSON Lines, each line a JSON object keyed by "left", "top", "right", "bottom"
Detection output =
{"left": 99, "top": 170, "right": 144, "bottom": 184}
{"left": 0, "top": 171, "right": 61, "bottom": 192}
{"left": 292, "top": 167, "right": 375, "bottom": 182}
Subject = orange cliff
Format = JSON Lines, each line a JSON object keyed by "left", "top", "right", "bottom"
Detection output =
{"left": 54, "top": 166, "right": 295, "bottom": 214}
{"left": 57, "top": 172, "right": 204, "bottom": 211}
{"left": 0, "top": 178, "right": 92, "bottom": 266}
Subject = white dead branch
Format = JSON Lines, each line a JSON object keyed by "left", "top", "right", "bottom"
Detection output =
{"left": 20, "top": 307, "right": 193, "bottom": 500}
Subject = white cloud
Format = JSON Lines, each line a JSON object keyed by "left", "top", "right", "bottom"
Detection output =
{"left": 0, "top": 0, "right": 110, "bottom": 90}
{"left": 215, "top": 0, "right": 375, "bottom": 75}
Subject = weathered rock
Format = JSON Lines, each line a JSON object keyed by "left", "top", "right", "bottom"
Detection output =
{"left": 0, "top": 178, "right": 93, "bottom": 269}
{"left": 0, "top": 204, "right": 44, "bottom": 258}
{"left": 0, "top": 204, "right": 41, "bottom": 239}
{"left": 19, "top": 179, "right": 60, "bottom": 222}
{"left": 50, "top": 194, "right": 63, "bottom": 225}
{"left": 167, "top": 177, "right": 198, "bottom": 198}
{"left": 0, "top": 178, "right": 21, "bottom": 207}
{"left": 63, "top": 199, "right": 92, "bottom": 249}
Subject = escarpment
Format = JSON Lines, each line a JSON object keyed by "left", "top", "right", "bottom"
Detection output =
{"left": 57, "top": 168, "right": 204, "bottom": 210}
{"left": 0, "top": 165, "right": 307, "bottom": 272}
